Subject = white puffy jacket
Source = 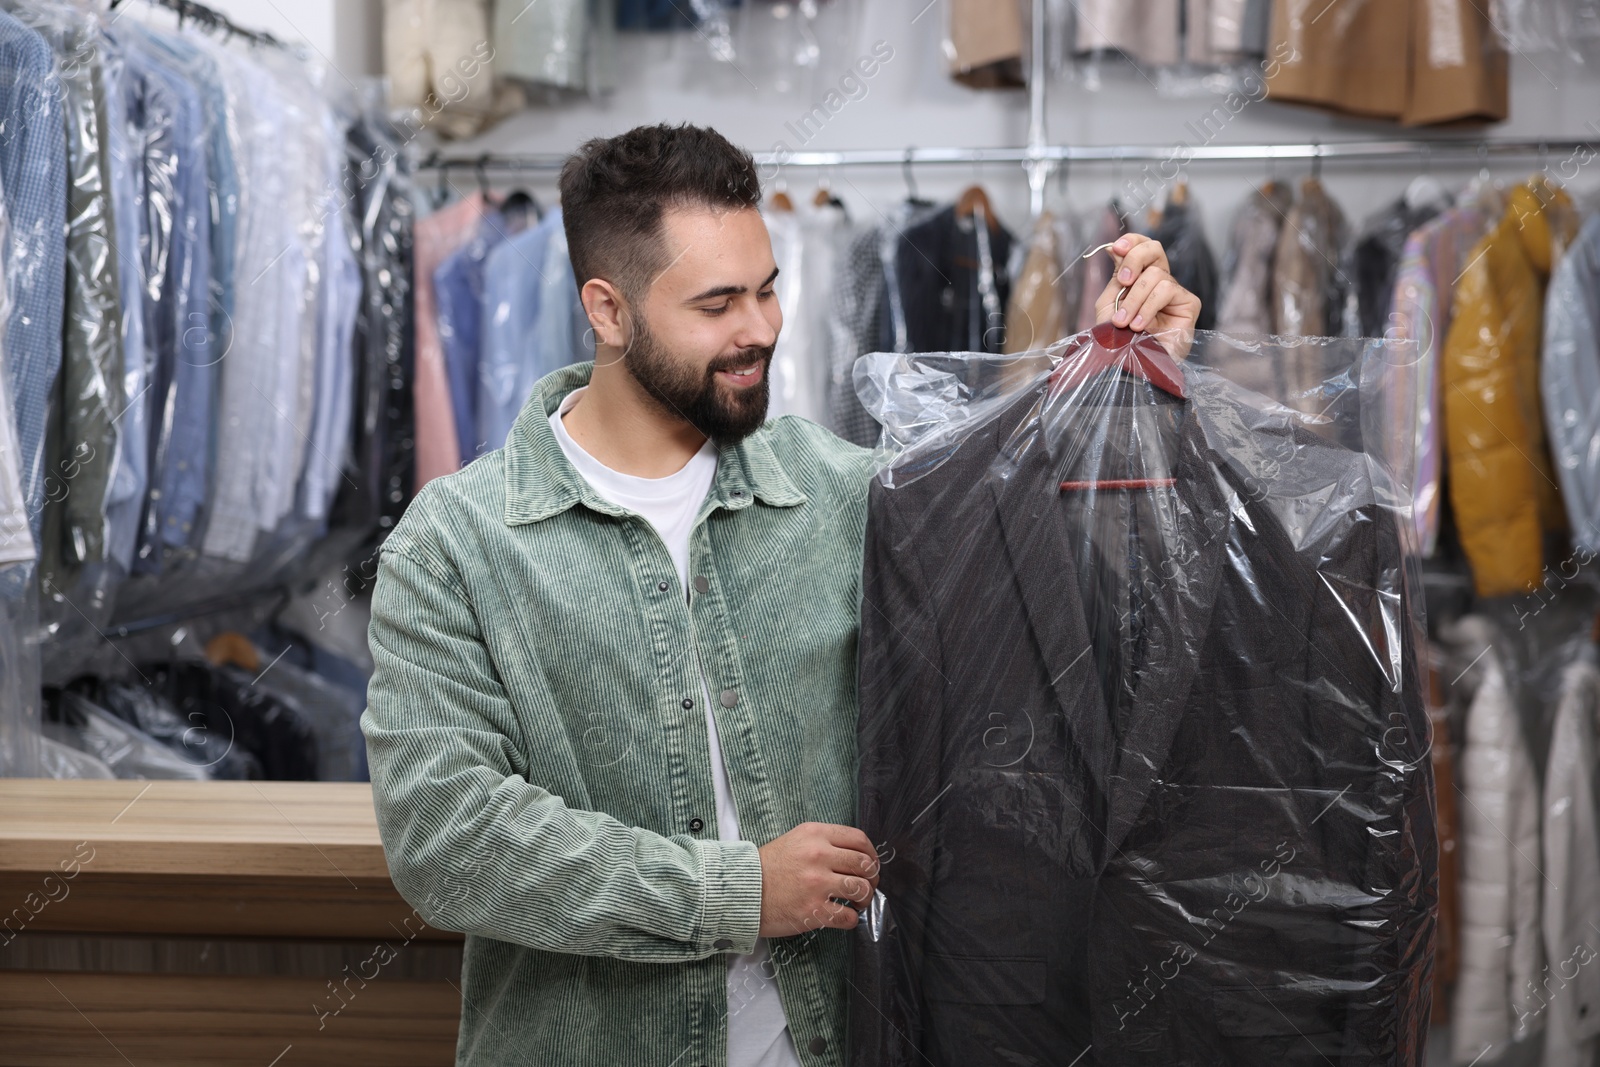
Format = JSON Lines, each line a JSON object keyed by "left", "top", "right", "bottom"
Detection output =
{"left": 1447, "top": 616, "right": 1545, "bottom": 1064}
{"left": 1541, "top": 650, "right": 1600, "bottom": 1067}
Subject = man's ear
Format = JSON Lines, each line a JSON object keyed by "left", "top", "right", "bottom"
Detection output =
{"left": 582, "top": 278, "right": 630, "bottom": 350}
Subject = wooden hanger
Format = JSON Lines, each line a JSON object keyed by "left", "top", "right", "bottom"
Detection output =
{"left": 955, "top": 184, "right": 999, "bottom": 231}
{"left": 769, "top": 190, "right": 795, "bottom": 212}
{"left": 205, "top": 631, "right": 262, "bottom": 674}
{"left": 1170, "top": 180, "right": 1189, "bottom": 207}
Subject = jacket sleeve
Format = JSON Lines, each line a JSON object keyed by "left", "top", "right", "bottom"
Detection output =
{"left": 361, "top": 540, "right": 765, "bottom": 963}
{"left": 851, "top": 481, "right": 945, "bottom": 1065}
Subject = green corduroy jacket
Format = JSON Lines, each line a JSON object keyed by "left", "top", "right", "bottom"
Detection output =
{"left": 362, "top": 360, "right": 877, "bottom": 1067}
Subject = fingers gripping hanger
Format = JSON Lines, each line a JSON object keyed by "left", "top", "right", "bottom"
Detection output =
{"left": 1050, "top": 241, "right": 1186, "bottom": 398}
{"left": 1050, "top": 241, "right": 1187, "bottom": 493}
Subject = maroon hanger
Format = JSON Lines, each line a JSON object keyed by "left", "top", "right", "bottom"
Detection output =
{"left": 1048, "top": 280, "right": 1186, "bottom": 493}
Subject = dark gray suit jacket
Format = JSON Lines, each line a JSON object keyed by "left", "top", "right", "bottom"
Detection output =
{"left": 852, "top": 375, "right": 1437, "bottom": 1066}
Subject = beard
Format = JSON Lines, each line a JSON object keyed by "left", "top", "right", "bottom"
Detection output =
{"left": 622, "top": 313, "right": 774, "bottom": 448}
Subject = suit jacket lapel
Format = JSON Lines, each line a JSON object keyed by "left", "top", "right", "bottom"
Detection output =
{"left": 987, "top": 393, "right": 1118, "bottom": 807}
{"left": 1104, "top": 405, "right": 1227, "bottom": 853}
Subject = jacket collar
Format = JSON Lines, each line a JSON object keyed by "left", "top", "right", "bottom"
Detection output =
{"left": 502, "top": 362, "right": 807, "bottom": 526}
{"left": 985, "top": 379, "right": 1229, "bottom": 857}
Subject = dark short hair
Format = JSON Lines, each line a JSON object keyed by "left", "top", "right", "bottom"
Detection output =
{"left": 559, "top": 123, "right": 762, "bottom": 306}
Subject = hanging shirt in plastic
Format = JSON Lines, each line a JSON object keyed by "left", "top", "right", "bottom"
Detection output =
{"left": 1387, "top": 189, "right": 1500, "bottom": 558}
{"left": 476, "top": 206, "right": 588, "bottom": 455}
{"left": 256, "top": 49, "right": 334, "bottom": 544}
{"left": 300, "top": 132, "right": 362, "bottom": 526}
{"left": 889, "top": 203, "right": 1015, "bottom": 356}
{"left": 764, "top": 204, "right": 844, "bottom": 425}
{"left": 435, "top": 207, "right": 523, "bottom": 460}
{"left": 1541, "top": 214, "right": 1600, "bottom": 555}
{"left": 828, "top": 224, "right": 892, "bottom": 447}
{"left": 338, "top": 107, "right": 417, "bottom": 534}
{"left": 199, "top": 43, "right": 288, "bottom": 562}
{"left": 850, "top": 327, "right": 1435, "bottom": 1066}
{"left": 415, "top": 193, "right": 490, "bottom": 486}
{"left": 9, "top": 6, "right": 121, "bottom": 601}
{"left": 114, "top": 24, "right": 214, "bottom": 570}
{"left": 0, "top": 10, "right": 67, "bottom": 559}
{"left": 100, "top": 26, "right": 151, "bottom": 575}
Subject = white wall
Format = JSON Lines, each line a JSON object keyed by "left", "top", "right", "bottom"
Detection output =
{"left": 197, "top": 1, "right": 1600, "bottom": 248}
{"left": 423, "top": 2, "right": 1600, "bottom": 249}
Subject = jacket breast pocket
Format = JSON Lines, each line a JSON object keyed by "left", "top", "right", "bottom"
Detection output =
{"left": 924, "top": 953, "right": 1046, "bottom": 1005}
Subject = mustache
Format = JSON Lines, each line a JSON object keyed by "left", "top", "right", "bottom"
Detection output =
{"left": 706, "top": 345, "right": 775, "bottom": 376}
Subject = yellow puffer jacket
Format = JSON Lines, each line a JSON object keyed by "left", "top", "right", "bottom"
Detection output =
{"left": 1443, "top": 177, "right": 1577, "bottom": 597}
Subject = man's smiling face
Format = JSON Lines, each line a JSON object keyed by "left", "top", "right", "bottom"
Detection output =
{"left": 616, "top": 204, "right": 782, "bottom": 447}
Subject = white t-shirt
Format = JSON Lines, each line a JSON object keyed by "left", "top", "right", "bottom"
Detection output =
{"left": 551, "top": 389, "right": 802, "bottom": 1067}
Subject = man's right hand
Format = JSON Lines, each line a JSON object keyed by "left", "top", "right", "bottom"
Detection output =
{"left": 756, "top": 822, "right": 880, "bottom": 938}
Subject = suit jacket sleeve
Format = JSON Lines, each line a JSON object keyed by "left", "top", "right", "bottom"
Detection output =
{"left": 852, "top": 479, "right": 947, "bottom": 1066}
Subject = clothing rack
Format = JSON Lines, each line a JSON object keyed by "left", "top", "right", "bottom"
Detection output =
{"left": 418, "top": 138, "right": 1599, "bottom": 175}
{"left": 107, "top": 0, "right": 292, "bottom": 51}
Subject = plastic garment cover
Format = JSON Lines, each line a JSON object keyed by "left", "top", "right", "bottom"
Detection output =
{"left": 39, "top": 733, "right": 114, "bottom": 779}
{"left": 250, "top": 660, "right": 367, "bottom": 781}
{"left": 1151, "top": 195, "right": 1217, "bottom": 331}
{"left": 1440, "top": 616, "right": 1544, "bottom": 1061}
{"left": 336, "top": 102, "right": 417, "bottom": 536}
{"left": 149, "top": 662, "right": 318, "bottom": 781}
{"left": 887, "top": 204, "right": 1015, "bottom": 355}
{"left": 492, "top": 0, "right": 616, "bottom": 93}
{"left": 765, "top": 204, "right": 850, "bottom": 424}
{"left": 1272, "top": 176, "right": 1350, "bottom": 343}
{"left": 0, "top": 9, "right": 65, "bottom": 566}
{"left": 1443, "top": 177, "right": 1577, "bottom": 598}
{"left": 1003, "top": 210, "right": 1082, "bottom": 354}
{"left": 827, "top": 222, "right": 895, "bottom": 446}
{"left": 0, "top": 170, "right": 41, "bottom": 778}
{"left": 1491, "top": 0, "right": 1600, "bottom": 60}
{"left": 850, "top": 327, "right": 1435, "bottom": 1066}
{"left": 1387, "top": 185, "right": 1501, "bottom": 558}
{"left": 1216, "top": 181, "right": 1291, "bottom": 336}
{"left": 383, "top": 0, "right": 522, "bottom": 139}
{"left": 7, "top": 3, "right": 122, "bottom": 598}
{"left": 86, "top": 678, "right": 260, "bottom": 780}
{"left": 198, "top": 40, "right": 284, "bottom": 564}
{"left": 1541, "top": 214, "right": 1600, "bottom": 554}
{"left": 1539, "top": 645, "right": 1600, "bottom": 1067}
{"left": 43, "top": 689, "right": 211, "bottom": 780}
{"left": 946, "top": 0, "right": 1025, "bottom": 88}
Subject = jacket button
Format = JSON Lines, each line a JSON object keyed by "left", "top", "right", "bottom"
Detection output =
{"left": 713, "top": 938, "right": 732, "bottom": 950}
{"left": 720, "top": 689, "right": 738, "bottom": 708}
{"left": 808, "top": 1036, "right": 827, "bottom": 1054}
{"left": 688, "top": 818, "right": 704, "bottom": 832}
{"left": 657, "top": 581, "right": 669, "bottom": 592}
{"left": 693, "top": 575, "right": 710, "bottom": 594}
{"left": 682, "top": 698, "right": 694, "bottom": 709}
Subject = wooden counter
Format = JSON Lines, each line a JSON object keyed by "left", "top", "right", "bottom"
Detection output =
{"left": 0, "top": 780, "right": 463, "bottom": 1066}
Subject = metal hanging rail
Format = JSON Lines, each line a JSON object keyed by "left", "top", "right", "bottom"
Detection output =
{"left": 107, "top": 0, "right": 293, "bottom": 51}
{"left": 417, "top": 138, "right": 1597, "bottom": 174}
